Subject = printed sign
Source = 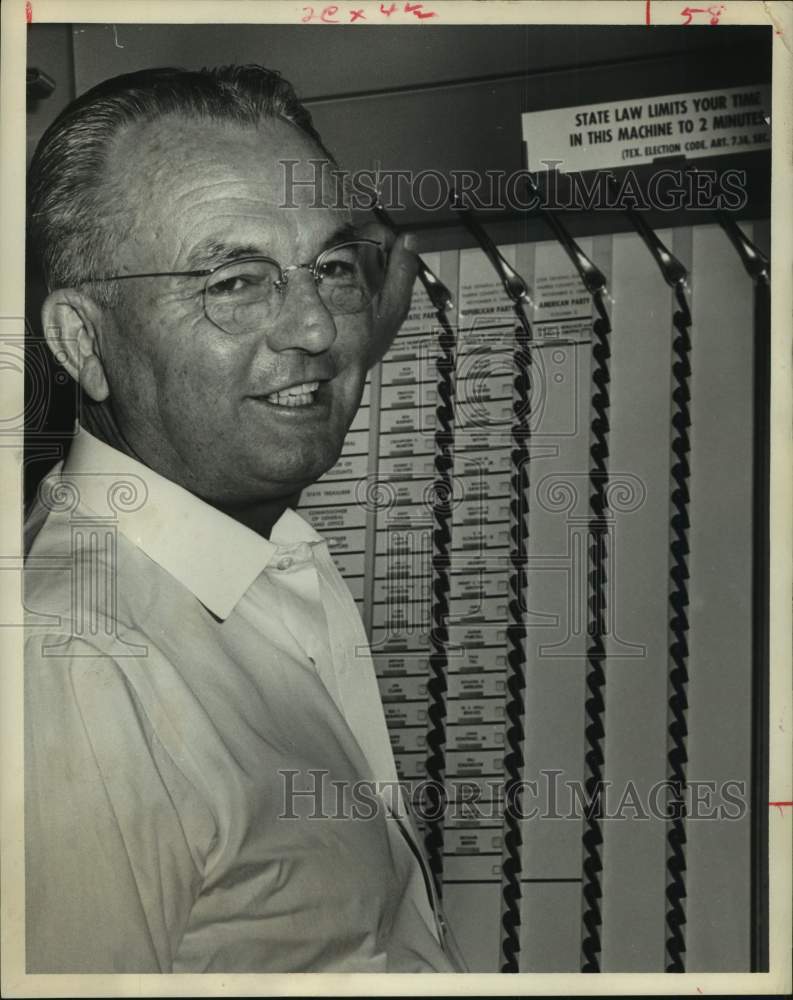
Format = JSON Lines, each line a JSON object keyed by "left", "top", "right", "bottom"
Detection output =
{"left": 522, "top": 85, "right": 771, "bottom": 173}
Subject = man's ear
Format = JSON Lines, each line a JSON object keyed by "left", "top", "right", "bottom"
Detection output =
{"left": 41, "top": 289, "right": 110, "bottom": 402}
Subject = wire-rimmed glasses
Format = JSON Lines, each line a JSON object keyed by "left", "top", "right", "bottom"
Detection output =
{"left": 80, "top": 238, "right": 387, "bottom": 336}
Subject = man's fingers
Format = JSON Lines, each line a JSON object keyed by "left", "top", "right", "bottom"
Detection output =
{"left": 357, "top": 221, "right": 419, "bottom": 318}
{"left": 366, "top": 229, "right": 420, "bottom": 367}
{"left": 378, "top": 231, "right": 419, "bottom": 323}
{"left": 358, "top": 219, "right": 391, "bottom": 249}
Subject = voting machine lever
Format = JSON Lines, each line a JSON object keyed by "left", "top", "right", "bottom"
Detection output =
{"left": 523, "top": 174, "right": 608, "bottom": 298}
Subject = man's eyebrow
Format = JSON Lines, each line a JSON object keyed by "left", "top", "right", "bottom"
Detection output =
{"left": 320, "top": 222, "right": 362, "bottom": 249}
{"left": 186, "top": 224, "right": 364, "bottom": 271}
{"left": 185, "top": 240, "right": 262, "bottom": 271}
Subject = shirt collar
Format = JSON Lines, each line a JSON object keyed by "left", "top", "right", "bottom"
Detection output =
{"left": 60, "top": 426, "right": 323, "bottom": 620}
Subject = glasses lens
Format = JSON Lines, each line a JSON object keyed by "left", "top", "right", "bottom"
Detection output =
{"left": 204, "top": 258, "right": 281, "bottom": 335}
{"left": 315, "top": 241, "right": 386, "bottom": 315}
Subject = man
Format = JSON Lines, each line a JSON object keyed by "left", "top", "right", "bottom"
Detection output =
{"left": 24, "top": 65, "right": 462, "bottom": 973}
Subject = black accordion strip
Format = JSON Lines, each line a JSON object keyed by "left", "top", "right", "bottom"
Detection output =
{"left": 424, "top": 304, "right": 457, "bottom": 898}
{"left": 501, "top": 303, "right": 533, "bottom": 973}
{"left": 581, "top": 289, "right": 613, "bottom": 973}
{"left": 666, "top": 279, "right": 693, "bottom": 973}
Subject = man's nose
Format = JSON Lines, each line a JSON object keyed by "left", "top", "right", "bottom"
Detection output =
{"left": 262, "top": 270, "right": 337, "bottom": 354}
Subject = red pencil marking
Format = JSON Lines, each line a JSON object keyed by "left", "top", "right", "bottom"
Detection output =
{"left": 349, "top": 7, "right": 365, "bottom": 19}
{"left": 25, "top": 1, "right": 32, "bottom": 23}
{"left": 645, "top": 0, "right": 651, "bottom": 25}
{"left": 769, "top": 800, "right": 793, "bottom": 817}
{"left": 301, "top": 4, "right": 340, "bottom": 22}
{"left": 405, "top": 1, "right": 436, "bottom": 18}
{"left": 680, "top": 3, "right": 725, "bottom": 25}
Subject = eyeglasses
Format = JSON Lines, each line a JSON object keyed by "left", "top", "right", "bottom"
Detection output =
{"left": 81, "top": 239, "right": 386, "bottom": 336}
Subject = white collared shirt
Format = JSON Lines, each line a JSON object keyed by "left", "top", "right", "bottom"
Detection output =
{"left": 24, "top": 428, "right": 455, "bottom": 973}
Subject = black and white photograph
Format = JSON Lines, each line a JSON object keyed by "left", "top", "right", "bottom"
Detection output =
{"left": 2, "top": 0, "right": 791, "bottom": 993}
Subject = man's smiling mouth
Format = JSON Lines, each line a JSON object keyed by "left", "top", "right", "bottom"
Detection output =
{"left": 263, "top": 380, "right": 320, "bottom": 407}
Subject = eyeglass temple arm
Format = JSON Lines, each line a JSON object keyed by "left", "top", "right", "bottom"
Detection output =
{"left": 369, "top": 199, "right": 454, "bottom": 314}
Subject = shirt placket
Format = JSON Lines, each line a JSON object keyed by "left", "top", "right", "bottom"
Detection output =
{"left": 266, "top": 542, "right": 344, "bottom": 713}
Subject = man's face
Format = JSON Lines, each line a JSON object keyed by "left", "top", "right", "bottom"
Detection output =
{"left": 95, "top": 114, "right": 371, "bottom": 504}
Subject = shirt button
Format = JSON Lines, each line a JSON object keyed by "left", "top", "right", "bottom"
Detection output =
{"left": 276, "top": 556, "right": 293, "bottom": 570}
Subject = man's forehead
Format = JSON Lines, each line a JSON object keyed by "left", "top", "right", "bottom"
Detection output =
{"left": 105, "top": 112, "right": 348, "bottom": 262}
{"left": 111, "top": 112, "right": 332, "bottom": 187}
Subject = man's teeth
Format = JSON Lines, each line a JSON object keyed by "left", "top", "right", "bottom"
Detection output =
{"left": 265, "top": 381, "right": 320, "bottom": 406}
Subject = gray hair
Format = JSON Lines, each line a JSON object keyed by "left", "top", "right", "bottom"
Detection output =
{"left": 27, "top": 65, "right": 335, "bottom": 307}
